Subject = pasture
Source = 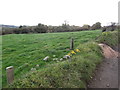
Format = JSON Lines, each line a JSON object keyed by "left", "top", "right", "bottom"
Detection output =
{"left": 2, "top": 30, "right": 102, "bottom": 87}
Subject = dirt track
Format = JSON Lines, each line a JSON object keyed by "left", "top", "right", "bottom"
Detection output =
{"left": 88, "top": 44, "right": 119, "bottom": 88}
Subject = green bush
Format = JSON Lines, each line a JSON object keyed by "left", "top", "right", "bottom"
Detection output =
{"left": 96, "top": 30, "right": 118, "bottom": 48}
{"left": 91, "top": 22, "right": 101, "bottom": 30}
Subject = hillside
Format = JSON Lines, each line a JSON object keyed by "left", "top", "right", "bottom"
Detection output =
{"left": 0, "top": 24, "right": 18, "bottom": 28}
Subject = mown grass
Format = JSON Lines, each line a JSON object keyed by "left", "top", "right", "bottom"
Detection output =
{"left": 2, "top": 30, "right": 102, "bottom": 87}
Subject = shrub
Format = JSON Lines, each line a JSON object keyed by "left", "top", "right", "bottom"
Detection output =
{"left": 91, "top": 22, "right": 101, "bottom": 30}
{"left": 82, "top": 24, "right": 90, "bottom": 30}
{"left": 96, "top": 30, "right": 118, "bottom": 49}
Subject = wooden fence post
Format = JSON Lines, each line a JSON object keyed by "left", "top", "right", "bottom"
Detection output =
{"left": 70, "top": 38, "right": 74, "bottom": 50}
{"left": 6, "top": 66, "right": 14, "bottom": 84}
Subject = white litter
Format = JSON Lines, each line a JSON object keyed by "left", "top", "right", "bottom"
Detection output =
{"left": 43, "top": 56, "right": 49, "bottom": 61}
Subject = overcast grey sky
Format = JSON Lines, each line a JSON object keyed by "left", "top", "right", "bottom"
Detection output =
{"left": 0, "top": 0, "right": 119, "bottom": 26}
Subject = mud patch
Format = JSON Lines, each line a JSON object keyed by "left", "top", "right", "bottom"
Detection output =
{"left": 98, "top": 43, "right": 119, "bottom": 59}
{"left": 88, "top": 43, "right": 119, "bottom": 88}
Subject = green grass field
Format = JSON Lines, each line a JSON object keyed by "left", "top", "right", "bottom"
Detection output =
{"left": 2, "top": 30, "right": 102, "bottom": 87}
{"left": 0, "top": 36, "right": 2, "bottom": 89}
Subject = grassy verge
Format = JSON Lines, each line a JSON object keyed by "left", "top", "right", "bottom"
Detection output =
{"left": 96, "top": 30, "right": 119, "bottom": 49}
{"left": 8, "top": 42, "right": 103, "bottom": 88}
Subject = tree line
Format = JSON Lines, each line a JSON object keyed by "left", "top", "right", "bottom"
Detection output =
{"left": 1, "top": 22, "right": 118, "bottom": 35}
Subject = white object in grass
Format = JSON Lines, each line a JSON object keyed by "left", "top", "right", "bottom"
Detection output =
{"left": 43, "top": 56, "right": 49, "bottom": 61}
{"left": 60, "top": 58, "right": 63, "bottom": 61}
{"left": 31, "top": 68, "right": 36, "bottom": 71}
{"left": 36, "top": 64, "right": 39, "bottom": 67}
{"left": 63, "top": 55, "right": 70, "bottom": 59}
{"left": 53, "top": 55, "right": 56, "bottom": 57}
